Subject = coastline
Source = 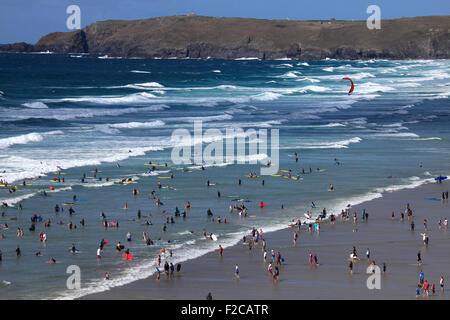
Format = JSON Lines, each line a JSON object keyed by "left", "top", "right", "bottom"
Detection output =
{"left": 80, "top": 179, "right": 450, "bottom": 300}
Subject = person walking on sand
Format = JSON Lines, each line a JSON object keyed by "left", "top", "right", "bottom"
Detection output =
{"left": 423, "top": 280, "right": 430, "bottom": 296}
{"left": 234, "top": 264, "right": 240, "bottom": 279}
{"left": 313, "top": 254, "right": 319, "bottom": 266}
{"left": 349, "top": 260, "right": 353, "bottom": 275}
{"left": 219, "top": 245, "right": 223, "bottom": 257}
{"left": 440, "top": 276, "right": 444, "bottom": 293}
{"left": 417, "top": 250, "right": 422, "bottom": 266}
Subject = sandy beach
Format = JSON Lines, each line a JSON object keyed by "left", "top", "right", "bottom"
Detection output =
{"left": 81, "top": 180, "right": 450, "bottom": 300}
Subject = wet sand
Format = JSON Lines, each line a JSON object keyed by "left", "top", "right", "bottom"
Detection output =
{"left": 82, "top": 180, "right": 450, "bottom": 300}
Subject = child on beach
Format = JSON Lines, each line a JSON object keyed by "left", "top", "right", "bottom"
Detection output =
{"left": 234, "top": 264, "right": 240, "bottom": 279}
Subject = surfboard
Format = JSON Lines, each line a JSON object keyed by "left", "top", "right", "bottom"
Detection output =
{"left": 211, "top": 234, "right": 218, "bottom": 241}
{"left": 435, "top": 176, "right": 448, "bottom": 181}
{"left": 144, "top": 164, "right": 168, "bottom": 167}
{"left": 248, "top": 215, "right": 257, "bottom": 218}
{"left": 328, "top": 189, "right": 334, "bottom": 192}
{"left": 158, "top": 177, "right": 172, "bottom": 179}
{"left": 271, "top": 174, "right": 282, "bottom": 177}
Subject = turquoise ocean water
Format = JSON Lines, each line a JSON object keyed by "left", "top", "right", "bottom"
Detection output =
{"left": 0, "top": 53, "right": 449, "bottom": 298}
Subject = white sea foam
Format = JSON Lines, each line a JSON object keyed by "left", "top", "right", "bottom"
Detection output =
{"left": 250, "top": 92, "right": 283, "bottom": 101}
{"left": 44, "top": 92, "right": 159, "bottom": 105}
{"left": 356, "top": 82, "right": 396, "bottom": 94}
{"left": 296, "top": 77, "right": 320, "bottom": 83}
{"left": 3, "top": 105, "right": 169, "bottom": 121}
{"left": 286, "top": 137, "right": 362, "bottom": 149}
{"left": 235, "top": 57, "right": 260, "bottom": 60}
{"left": 130, "top": 70, "right": 151, "bottom": 74}
{"left": 277, "top": 71, "right": 302, "bottom": 78}
{"left": 0, "top": 133, "right": 44, "bottom": 149}
{"left": 21, "top": 102, "right": 49, "bottom": 109}
{"left": 108, "top": 120, "right": 165, "bottom": 129}
{"left": 0, "top": 192, "right": 37, "bottom": 206}
{"left": 131, "top": 82, "right": 164, "bottom": 88}
{"left": 176, "top": 114, "right": 233, "bottom": 122}
{"left": 374, "top": 132, "right": 420, "bottom": 138}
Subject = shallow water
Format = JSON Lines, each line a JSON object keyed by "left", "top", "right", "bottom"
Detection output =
{"left": 0, "top": 54, "right": 449, "bottom": 299}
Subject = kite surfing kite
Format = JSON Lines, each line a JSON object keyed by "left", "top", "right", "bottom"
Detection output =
{"left": 342, "top": 77, "right": 354, "bottom": 95}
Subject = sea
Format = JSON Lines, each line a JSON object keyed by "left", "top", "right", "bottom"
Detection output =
{"left": 0, "top": 53, "right": 449, "bottom": 299}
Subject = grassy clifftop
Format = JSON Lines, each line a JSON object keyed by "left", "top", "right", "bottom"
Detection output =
{"left": 2, "top": 15, "right": 449, "bottom": 59}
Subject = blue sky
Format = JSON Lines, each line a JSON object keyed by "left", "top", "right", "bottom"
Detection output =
{"left": 0, "top": 0, "right": 449, "bottom": 43}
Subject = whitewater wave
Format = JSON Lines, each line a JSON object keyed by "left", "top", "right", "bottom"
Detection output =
{"left": 277, "top": 71, "right": 302, "bottom": 78}
{"left": 286, "top": 137, "right": 362, "bottom": 149}
{"left": 251, "top": 92, "right": 283, "bottom": 101}
{"left": 235, "top": 57, "right": 260, "bottom": 60}
{"left": 1, "top": 145, "right": 165, "bottom": 184}
{"left": 22, "top": 102, "right": 49, "bottom": 109}
{"left": 374, "top": 132, "right": 420, "bottom": 138}
{"left": 0, "top": 133, "right": 44, "bottom": 149}
{"left": 175, "top": 114, "right": 233, "bottom": 122}
{"left": 108, "top": 120, "right": 165, "bottom": 129}
{"left": 130, "top": 70, "right": 151, "bottom": 74}
{"left": 43, "top": 92, "right": 159, "bottom": 105}
{"left": 127, "top": 82, "right": 164, "bottom": 89}
{"left": 2, "top": 105, "right": 169, "bottom": 121}
{"left": 356, "top": 82, "right": 396, "bottom": 94}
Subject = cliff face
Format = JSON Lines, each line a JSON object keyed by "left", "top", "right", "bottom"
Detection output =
{"left": 2, "top": 15, "right": 449, "bottom": 59}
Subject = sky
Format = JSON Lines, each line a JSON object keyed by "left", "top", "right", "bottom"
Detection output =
{"left": 0, "top": 0, "right": 449, "bottom": 43}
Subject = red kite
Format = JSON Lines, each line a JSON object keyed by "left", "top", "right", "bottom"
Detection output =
{"left": 342, "top": 77, "right": 354, "bottom": 95}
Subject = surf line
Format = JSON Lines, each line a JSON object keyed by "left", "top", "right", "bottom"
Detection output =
{"left": 170, "top": 120, "right": 279, "bottom": 175}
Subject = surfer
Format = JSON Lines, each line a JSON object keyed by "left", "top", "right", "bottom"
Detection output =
{"left": 70, "top": 243, "right": 78, "bottom": 254}
{"left": 47, "top": 257, "right": 56, "bottom": 264}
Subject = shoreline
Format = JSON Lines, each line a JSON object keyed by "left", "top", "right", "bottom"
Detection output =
{"left": 80, "top": 179, "right": 450, "bottom": 300}
{"left": 1, "top": 52, "right": 449, "bottom": 61}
